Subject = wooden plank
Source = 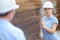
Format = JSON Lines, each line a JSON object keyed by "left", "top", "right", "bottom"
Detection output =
{"left": 56, "top": 0, "right": 60, "bottom": 30}
{"left": 12, "top": 0, "right": 42, "bottom": 40}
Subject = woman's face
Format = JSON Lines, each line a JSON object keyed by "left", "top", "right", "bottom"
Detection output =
{"left": 44, "top": 8, "right": 53, "bottom": 16}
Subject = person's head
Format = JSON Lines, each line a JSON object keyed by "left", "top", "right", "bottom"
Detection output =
{"left": 43, "top": 1, "right": 54, "bottom": 17}
{"left": 0, "top": 0, "right": 19, "bottom": 21}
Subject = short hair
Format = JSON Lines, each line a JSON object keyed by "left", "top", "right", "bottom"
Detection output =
{"left": 0, "top": 11, "right": 11, "bottom": 17}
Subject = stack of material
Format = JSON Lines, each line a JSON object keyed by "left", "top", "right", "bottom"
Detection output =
{"left": 56, "top": 0, "right": 60, "bottom": 14}
{"left": 16, "top": 0, "right": 41, "bottom": 12}
{"left": 56, "top": 0, "right": 60, "bottom": 30}
{"left": 12, "top": 0, "right": 42, "bottom": 40}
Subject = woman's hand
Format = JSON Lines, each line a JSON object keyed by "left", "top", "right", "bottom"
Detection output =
{"left": 40, "top": 20, "right": 44, "bottom": 26}
{"left": 40, "top": 20, "right": 46, "bottom": 28}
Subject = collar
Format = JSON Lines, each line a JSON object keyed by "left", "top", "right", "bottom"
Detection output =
{"left": 44, "top": 15, "right": 54, "bottom": 20}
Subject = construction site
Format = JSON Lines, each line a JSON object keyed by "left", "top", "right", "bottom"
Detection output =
{"left": 11, "top": 0, "right": 60, "bottom": 40}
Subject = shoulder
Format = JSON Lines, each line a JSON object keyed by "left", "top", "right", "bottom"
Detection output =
{"left": 0, "top": 25, "right": 26, "bottom": 40}
{"left": 9, "top": 26, "right": 26, "bottom": 40}
{"left": 14, "top": 27, "right": 26, "bottom": 40}
{"left": 51, "top": 15, "right": 58, "bottom": 21}
{"left": 51, "top": 15, "right": 58, "bottom": 25}
{"left": 13, "top": 26, "right": 24, "bottom": 33}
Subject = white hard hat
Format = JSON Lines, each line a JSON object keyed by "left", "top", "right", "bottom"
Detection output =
{"left": 0, "top": 0, "right": 19, "bottom": 14}
{"left": 43, "top": 1, "right": 54, "bottom": 8}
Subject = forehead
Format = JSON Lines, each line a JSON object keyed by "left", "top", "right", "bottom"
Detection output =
{"left": 44, "top": 8, "right": 52, "bottom": 9}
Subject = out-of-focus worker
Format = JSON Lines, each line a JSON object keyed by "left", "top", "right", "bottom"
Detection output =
{"left": 0, "top": 0, "right": 26, "bottom": 40}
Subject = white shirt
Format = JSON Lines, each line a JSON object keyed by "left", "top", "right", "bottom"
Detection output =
{"left": 0, "top": 18, "right": 26, "bottom": 40}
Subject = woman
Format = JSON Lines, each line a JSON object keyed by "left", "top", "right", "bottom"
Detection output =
{"left": 40, "top": 1, "right": 59, "bottom": 40}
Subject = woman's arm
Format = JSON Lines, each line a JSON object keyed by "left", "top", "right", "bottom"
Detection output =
{"left": 40, "top": 21, "right": 57, "bottom": 34}
{"left": 42, "top": 23, "right": 57, "bottom": 34}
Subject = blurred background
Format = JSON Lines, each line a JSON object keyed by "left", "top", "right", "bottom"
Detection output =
{"left": 11, "top": 0, "right": 60, "bottom": 40}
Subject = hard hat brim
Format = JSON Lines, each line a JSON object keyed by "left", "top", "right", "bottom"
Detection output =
{"left": 14, "top": 5, "right": 19, "bottom": 9}
{"left": 0, "top": 5, "right": 19, "bottom": 13}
